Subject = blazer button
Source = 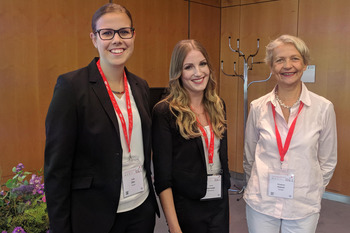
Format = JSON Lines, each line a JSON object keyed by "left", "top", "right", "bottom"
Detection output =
{"left": 115, "top": 152, "right": 120, "bottom": 160}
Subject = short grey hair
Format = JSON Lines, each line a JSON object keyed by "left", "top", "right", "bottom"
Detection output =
{"left": 265, "top": 35, "right": 310, "bottom": 67}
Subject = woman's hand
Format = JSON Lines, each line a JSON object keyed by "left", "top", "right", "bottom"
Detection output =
{"left": 160, "top": 188, "right": 182, "bottom": 233}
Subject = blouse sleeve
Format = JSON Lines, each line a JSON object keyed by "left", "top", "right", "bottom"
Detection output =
{"left": 243, "top": 103, "right": 259, "bottom": 182}
{"left": 317, "top": 102, "right": 337, "bottom": 187}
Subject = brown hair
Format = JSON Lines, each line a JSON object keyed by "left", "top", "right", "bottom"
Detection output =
{"left": 91, "top": 3, "right": 133, "bottom": 32}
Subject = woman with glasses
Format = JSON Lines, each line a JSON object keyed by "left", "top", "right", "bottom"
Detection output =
{"left": 44, "top": 3, "right": 158, "bottom": 233}
{"left": 152, "top": 40, "right": 231, "bottom": 233}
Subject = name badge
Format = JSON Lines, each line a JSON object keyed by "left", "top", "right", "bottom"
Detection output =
{"left": 201, "top": 175, "right": 222, "bottom": 200}
{"left": 268, "top": 173, "right": 295, "bottom": 199}
{"left": 122, "top": 165, "right": 144, "bottom": 198}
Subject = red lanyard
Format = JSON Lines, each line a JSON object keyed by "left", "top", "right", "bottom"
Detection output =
{"left": 96, "top": 60, "right": 133, "bottom": 153}
{"left": 271, "top": 102, "right": 304, "bottom": 162}
{"left": 196, "top": 114, "right": 215, "bottom": 164}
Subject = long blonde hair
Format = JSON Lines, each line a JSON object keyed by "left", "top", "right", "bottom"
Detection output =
{"left": 162, "top": 39, "right": 226, "bottom": 139}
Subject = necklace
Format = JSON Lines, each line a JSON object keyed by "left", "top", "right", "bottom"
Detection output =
{"left": 275, "top": 92, "right": 300, "bottom": 109}
{"left": 112, "top": 90, "right": 125, "bottom": 95}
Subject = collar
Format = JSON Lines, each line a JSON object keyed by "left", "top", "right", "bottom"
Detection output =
{"left": 269, "top": 82, "right": 312, "bottom": 108}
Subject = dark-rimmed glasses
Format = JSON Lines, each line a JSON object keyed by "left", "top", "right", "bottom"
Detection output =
{"left": 94, "top": 27, "right": 135, "bottom": 40}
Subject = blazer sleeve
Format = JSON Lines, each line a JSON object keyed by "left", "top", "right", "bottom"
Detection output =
{"left": 220, "top": 100, "right": 231, "bottom": 189}
{"left": 152, "top": 102, "right": 174, "bottom": 195}
{"left": 44, "top": 75, "right": 77, "bottom": 233}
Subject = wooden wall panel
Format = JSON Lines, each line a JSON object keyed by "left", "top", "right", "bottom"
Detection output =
{"left": 220, "top": 6, "right": 241, "bottom": 171}
{"left": 0, "top": 0, "right": 106, "bottom": 177}
{"left": 187, "top": 0, "right": 221, "bottom": 7}
{"left": 115, "top": 0, "right": 188, "bottom": 87}
{"left": 222, "top": 0, "right": 241, "bottom": 7}
{"left": 298, "top": 0, "right": 350, "bottom": 195}
{"left": 0, "top": 0, "right": 39, "bottom": 177}
{"left": 190, "top": 2, "right": 221, "bottom": 87}
{"left": 241, "top": 0, "right": 280, "bottom": 4}
{"left": 222, "top": 0, "right": 278, "bottom": 7}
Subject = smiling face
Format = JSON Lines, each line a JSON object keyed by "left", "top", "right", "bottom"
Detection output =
{"left": 271, "top": 43, "right": 307, "bottom": 89}
{"left": 90, "top": 12, "right": 134, "bottom": 69}
{"left": 180, "top": 49, "right": 210, "bottom": 98}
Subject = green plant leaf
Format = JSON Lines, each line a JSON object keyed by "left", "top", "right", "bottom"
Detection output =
{"left": 5, "top": 179, "right": 15, "bottom": 189}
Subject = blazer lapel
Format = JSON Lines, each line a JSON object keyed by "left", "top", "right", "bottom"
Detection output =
{"left": 126, "top": 69, "right": 153, "bottom": 170}
{"left": 195, "top": 137, "right": 207, "bottom": 171}
{"left": 88, "top": 58, "right": 121, "bottom": 136}
{"left": 127, "top": 70, "right": 149, "bottom": 150}
{"left": 128, "top": 76, "right": 142, "bottom": 115}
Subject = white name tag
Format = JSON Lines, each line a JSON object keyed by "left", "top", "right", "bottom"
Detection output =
{"left": 122, "top": 165, "right": 144, "bottom": 198}
{"left": 268, "top": 173, "right": 295, "bottom": 199}
{"left": 201, "top": 175, "right": 222, "bottom": 200}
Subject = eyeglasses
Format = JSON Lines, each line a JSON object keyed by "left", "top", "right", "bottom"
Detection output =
{"left": 94, "top": 27, "right": 135, "bottom": 40}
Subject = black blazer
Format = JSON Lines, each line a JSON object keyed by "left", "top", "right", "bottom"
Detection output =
{"left": 152, "top": 101, "right": 231, "bottom": 200}
{"left": 44, "top": 58, "right": 159, "bottom": 233}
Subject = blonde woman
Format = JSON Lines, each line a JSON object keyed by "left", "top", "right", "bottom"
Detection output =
{"left": 152, "top": 39, "right": 231, "bottom": 233}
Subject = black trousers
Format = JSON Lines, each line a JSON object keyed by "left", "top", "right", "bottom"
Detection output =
{"left": 174, "top": 189, "right": 230, "bottom": 233}
{"left": 109, "top": 194, "right": 156, "bottom": 233}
